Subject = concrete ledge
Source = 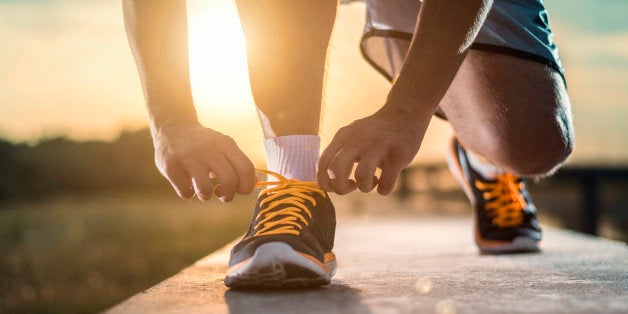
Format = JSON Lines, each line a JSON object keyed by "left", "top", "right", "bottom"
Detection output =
{"left": 109, "top": 216, "right": 627, "bottom": 313}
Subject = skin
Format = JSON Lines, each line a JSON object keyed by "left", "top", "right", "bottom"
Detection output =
{"left": 123, "top": 0, "right": 255, "bottom": 202}
{"left": 123, "top": 0, "right": 573, "bottom": 201}
{"left": 318, "top": 0, "right": 493, "bottom": 195}
{"left": 317, "top": 0, "right": 573, "bottom": 195}
{"left": 235, "top": 0, "right": 336, "bottom": 138}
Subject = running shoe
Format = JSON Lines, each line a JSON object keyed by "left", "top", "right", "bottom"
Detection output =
{"left": 446, "top": 137, "right": 541, "bottom": 254}
{"left": 225, "top": 169, "right": 337, "bottom": 288}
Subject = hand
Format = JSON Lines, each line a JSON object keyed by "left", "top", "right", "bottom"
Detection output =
{"left": 317, "top": 108, "right": 429, "bottom": 195}
{"left": 151, "top": 123, "right": 256, "bottom": 202}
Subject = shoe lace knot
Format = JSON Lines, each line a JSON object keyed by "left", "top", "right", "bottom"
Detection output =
{"left": 252, "top": 169, "right": 325, "bottom": 237}
{"left": 474, "top": 173, "right": 527, "bottom": 228}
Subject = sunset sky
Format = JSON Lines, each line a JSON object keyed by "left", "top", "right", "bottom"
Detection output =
{"left": 0, "top": 0, "right": 626, "bottom": 166}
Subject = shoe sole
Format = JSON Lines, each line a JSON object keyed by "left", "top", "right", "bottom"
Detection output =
{"left": 479, "top": 235, "right": 541, "bottom": 254}
{"left": 225, "top": 242, "right": 336, "bottom": 289}
{"left": 445, "top": 138, "right": 540, "bottom": 254}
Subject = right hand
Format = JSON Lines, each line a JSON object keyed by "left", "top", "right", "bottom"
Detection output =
{"left": 151, "top": 123, "right": 256, "bottom": 202}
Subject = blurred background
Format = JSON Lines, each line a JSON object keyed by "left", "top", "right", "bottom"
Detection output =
{"left": 0, "top": 0, "right": 626, "bottom": 312}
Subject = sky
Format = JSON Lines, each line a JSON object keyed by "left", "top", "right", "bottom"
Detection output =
{"left": 0, "top": 0, "right": 626, "bottom": 166}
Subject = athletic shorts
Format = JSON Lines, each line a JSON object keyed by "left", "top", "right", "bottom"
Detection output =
{"left": 352, "top": 0, "right": 565, "bottom": 83}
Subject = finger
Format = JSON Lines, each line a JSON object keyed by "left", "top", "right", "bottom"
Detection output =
{"left": 354, "top": 153, "right": 382, "bottom": 193}
{"left": 328, "top": 148, "right": 359, "bottom": 195}
{"left": 317, "top": 130, "right": 348, "bottom": 191}
{"left": 225, "top": 147, "right": 256, "bottom": 195}
{"left": 158, "top": 158, "right": 195, "bottom": 199}
{"left": 331, "top": 178, "right": 357, "bottom": 195}
{"left": 188, "top": 166, "right": 214, "bottom": 201}
{"left": 377, "top": 160, "right": 405, "bottom": 196}
{"left": 209, "top": 157, "right": 239, "bottom": 202}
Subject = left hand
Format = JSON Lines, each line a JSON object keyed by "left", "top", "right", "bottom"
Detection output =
{"left": 317, "top": 107, "right": 429, "bottom": 195}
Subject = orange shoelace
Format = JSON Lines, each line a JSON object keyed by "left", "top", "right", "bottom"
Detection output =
{"left": 252, "top": 169, "right": 325, "bottom": 237}
{"left": 474, "top": 173, "right": 527, "bottom": 228}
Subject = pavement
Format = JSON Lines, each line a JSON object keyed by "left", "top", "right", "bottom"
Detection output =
{"left": 109, "top": 216, "right": 627, "bottom": 314}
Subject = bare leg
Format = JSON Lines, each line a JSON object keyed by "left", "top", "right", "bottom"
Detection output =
{"left": 440, "top": 50, "right": 574, "bottom": 176}
{"left": 236, "top": 0, "right": 337, "bottom": 138}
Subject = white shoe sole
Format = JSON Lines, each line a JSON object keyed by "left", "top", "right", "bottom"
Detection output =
{"left": 225, "top": 242, "right": 336, "bottom": 289}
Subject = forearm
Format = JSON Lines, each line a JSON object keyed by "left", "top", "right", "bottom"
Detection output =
{"left": 123, "top": 0, "right": 198, "bottom": 130}
{"left": 383, "top": 0, "right": 493, "bottom": 118}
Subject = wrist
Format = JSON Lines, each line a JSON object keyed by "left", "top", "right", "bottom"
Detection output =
{"left": 381, "top": 96, "right": 433, "bottom": 122}
{"left": 149, "top": 115, "right": 199, "bottom": 135}
{"left": 376, "top": 101, "right": 431, "bottom": 134}
{"left": 147, "top": 99, "right": 198, "bottom": 129}
{"left": 384, "top": 72, "right": 441, "bottom": 115}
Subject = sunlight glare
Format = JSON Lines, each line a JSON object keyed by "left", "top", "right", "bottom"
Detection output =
{"left": 187, "top": 0, "right": 255, "bottom": 119}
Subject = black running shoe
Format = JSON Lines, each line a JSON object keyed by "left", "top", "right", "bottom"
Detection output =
{"left": 225, "top": 169, "right": 337, "bottom": 289}
{"left": 446, "top": 137, "right": 541, "bottom": 254}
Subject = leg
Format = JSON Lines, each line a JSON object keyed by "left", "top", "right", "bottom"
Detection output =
{"left": 440, "top": 50, "right": 574, "bottom": 177}
{"left": 443, "top": 50, "right": 574, "bottom": 254}
{"left": 226, "top": 0, "right": 339, "bottom": 289}
{"left": 236, "top": 0, "right": 337, "bottom": 138}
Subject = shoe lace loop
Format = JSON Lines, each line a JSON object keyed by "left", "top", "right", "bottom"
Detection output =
{"left": 474, "top": 173, "right": 527, "bottom": 228}
{"left": 252, "top": 169, "right": 324, "bottom": 237}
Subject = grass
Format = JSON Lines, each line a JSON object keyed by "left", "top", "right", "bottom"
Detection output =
{"left": 0, "top": 190, "right": 256, "bottom": 313}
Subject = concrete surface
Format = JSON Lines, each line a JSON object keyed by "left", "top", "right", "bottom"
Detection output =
{"left": 109, "top": 216, "right": 627, "bottom": 313}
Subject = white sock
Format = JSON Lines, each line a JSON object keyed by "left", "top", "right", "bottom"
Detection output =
{"left": 263, "top": 135, "right": 320, "bottom": 181}
{"left": 466, "top": 150, "right": 503, "bottom": 180}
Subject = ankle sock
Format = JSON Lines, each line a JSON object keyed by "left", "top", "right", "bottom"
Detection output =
{"left": 263, "top": 135, "right": 320, "bottom": 182}
{"left": 466, "top": 150, "right": 503, "bottom": 180}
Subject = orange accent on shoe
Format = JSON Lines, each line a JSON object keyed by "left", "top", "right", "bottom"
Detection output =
{"left": 474, "top": 173, "right": 527, "bottom": 228}
{"left": 324, "top": 252, "right": 336, "bottom": 264}
{"left": 252, "top": 169, "right": 326, "bottom": 237}
{"left": 226, "top": 257, "right": 252, "bottom": 275}
{"left": 297, "top": 252, "right": 328, "bottom": 272}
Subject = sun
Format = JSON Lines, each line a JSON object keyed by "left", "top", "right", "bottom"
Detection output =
{"left": 186, "top": 0, "right": 255, "bottom": 119}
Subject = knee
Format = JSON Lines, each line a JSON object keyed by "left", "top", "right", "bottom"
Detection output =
{"left": 507, "top": 137, "right": 573, "bottom": 177}
{"left": 490, "top": 125, "right": 574, "bottom": 177}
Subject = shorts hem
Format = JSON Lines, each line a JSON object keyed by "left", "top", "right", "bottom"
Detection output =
{"left": 360, "top": 29, "right": 566, "bottom": 85}
{"left": 360, "top": 29, "right": 412, "bottom": 82}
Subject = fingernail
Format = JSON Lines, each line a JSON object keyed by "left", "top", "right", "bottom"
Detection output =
{"left": 214, "top": 185, "right": 225, "bottom": 197}
{"left": 327, "top": 169, "right": 336, "bottom": 179}
{"left": 197, "top": 193, "right": 211, "bottom": 201}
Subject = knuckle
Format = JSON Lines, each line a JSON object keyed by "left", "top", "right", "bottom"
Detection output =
{"left": 154, "top": 155, "right": 167, "bottom": 170}
{"left": 222, "top": 135, "right": 237, "bottom": 145}
{"left": 329, "top": 163, "right": 346, "bottom": 176}
{"left": 334, "top": 127, "right": 350, "bottom": 140}
{"left": 214, "top": 133, "right": 236, "bottom": 147}
{"left": 161, "top": 158, "right": 179, "bottom": 174}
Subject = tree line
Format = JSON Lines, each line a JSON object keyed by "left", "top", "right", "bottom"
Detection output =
{"left": 0, "top": 129, "right": 168, "bottom": 202}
